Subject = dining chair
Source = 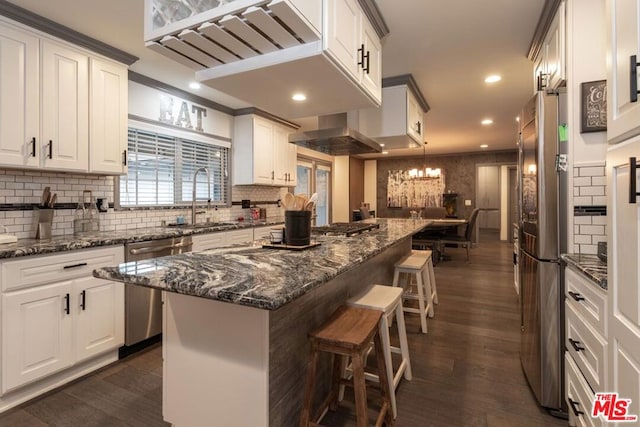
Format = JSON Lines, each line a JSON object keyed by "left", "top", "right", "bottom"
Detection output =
{"left": 440, "top": 208, "right": 480, "bottom": 260}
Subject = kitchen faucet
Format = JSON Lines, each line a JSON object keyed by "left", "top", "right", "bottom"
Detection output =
{"left": 192, "top": 167, "right": 211, "bottom": 225}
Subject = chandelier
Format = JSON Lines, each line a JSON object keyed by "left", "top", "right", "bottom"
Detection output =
{"left": 407, "top": 142, "right": 441, "bottom": 179}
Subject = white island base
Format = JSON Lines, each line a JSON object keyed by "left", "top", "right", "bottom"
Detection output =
{"left": 161, "top": 238, "right": 410, "bottom": 427}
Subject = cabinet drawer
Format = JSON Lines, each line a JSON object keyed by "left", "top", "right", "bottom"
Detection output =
{"left": 566, "top": 302, "right": 607, "bottom": 392}
{"left": 565, "top": 267, "right": 607, "bottom": 335}
{"left": 566, "top": 353, "right": 603, "bottom": 427}
{"left": 226, "top": 229, "right": 253, "bottom": 245}
{"left": 192, "top": 232, "right": 226, "bottom": 252}
{"left": 1, "top": 246, "right": 124, "bottom": 292}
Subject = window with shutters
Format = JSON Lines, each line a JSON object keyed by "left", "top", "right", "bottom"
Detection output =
{"left": 118, "top": 124, "right": 230, "bottom": 207}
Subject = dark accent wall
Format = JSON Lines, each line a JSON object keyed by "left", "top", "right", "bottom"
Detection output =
{"left": 376, "top": 151, "right": 517, "bottom": 219}
{"left": 349, "top": 157, "right": 365, "bottom": 211}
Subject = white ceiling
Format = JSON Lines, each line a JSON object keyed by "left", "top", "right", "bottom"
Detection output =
{"left": 7, "top": 0, "right": 546, "bottom": 157}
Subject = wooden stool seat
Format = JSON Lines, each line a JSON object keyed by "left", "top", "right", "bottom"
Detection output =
{"left": 344, "top": 285, "right": 412, "bottom": 419}
{"left": 392, "top": 254, "right": 435, "bottom": 333}
{"left": 300, "top": 306, "right": 394, "bottom": 427}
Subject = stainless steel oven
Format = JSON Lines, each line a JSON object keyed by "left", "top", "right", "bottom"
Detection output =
{"left": 124, "top": 236, "right": 192, "bottom": 346}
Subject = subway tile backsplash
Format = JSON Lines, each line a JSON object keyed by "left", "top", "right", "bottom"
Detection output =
{"left": 572, "top": 163, "right": 607, "bottom": 255}
{"left": 0, "top": 170, "right": 287, "bottom": 239}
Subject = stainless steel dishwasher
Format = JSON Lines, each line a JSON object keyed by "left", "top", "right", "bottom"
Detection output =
{"left": 124, "top": 236, "right": 192, "bottom": 347}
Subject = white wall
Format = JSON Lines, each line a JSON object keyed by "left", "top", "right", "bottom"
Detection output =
{"left": 364, "top": 160, "right": 377, "bottom": 212}
{"left": 332, "top": 156, "right": 350, "bottom": 222}
{"left": 565, "top": 0, "right": 608, "bottom": 253}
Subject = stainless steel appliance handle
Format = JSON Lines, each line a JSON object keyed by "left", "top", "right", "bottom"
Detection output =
{"left": 129, "top": 242, "right": 191, "bottom": 255}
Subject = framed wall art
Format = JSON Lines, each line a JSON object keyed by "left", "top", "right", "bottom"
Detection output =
{"left": 581, "top": 80, "right": 607, "bottom": 133}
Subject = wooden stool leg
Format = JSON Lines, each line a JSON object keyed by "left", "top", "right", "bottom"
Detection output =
{"left": 379, "top": 314, "right": 397, "bottom": 419}
{"left": 428, "top": 257, "right": 438, "bottom": 304}
{"left": 415, "top": 271, "right": 428, "bottom": 333}
{"left": 392, "top": 268, "right": 400, "bottom": 287}
{"left": 300, "top": 344, "right": 319, "bottom": 427}
{"left": 373, "top": 332, "right": 394, "bottom": 427}
{"left": 422, "top": 266, "right": 435, "bottom": 318}
{"left": 395, "top": 301, "right": 412, "bottom": 381}
{"left": 351, "top": 349, "right": 369, "bottom": 427}
{"left": 329, "top": 354, "right": 343, "bottom": 411}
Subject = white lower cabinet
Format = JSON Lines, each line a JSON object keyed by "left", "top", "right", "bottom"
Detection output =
{"left": 564, "top": 266, "right": 608, "bottom": 426}
{"left": 0, "top": 246, "right": 124, "bottom": 396}
{"left": 192, "top": 228, "right": 255, "bottom": 252}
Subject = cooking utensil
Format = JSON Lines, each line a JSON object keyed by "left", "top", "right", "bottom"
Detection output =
{"left": 308, "top": 193, "right": 318, "bottom": 205}
{"left": 283, "top": 192, "right": 295, "bottom": 210}
{"left": 304, "top": 201, "right": 315, "bottom": 211}
{"left": 48, "top": 193, "right": 57, "bottom": 208}
{"left": 294, "top": 195, "right": 307, "bottom": 210}
{"left": 41, "top": 187, "right": 50, "bottom": 207}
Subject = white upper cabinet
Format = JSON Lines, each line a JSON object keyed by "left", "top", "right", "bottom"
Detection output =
{"left": 233, "top": 114, "right": 297, "bottom": 186}
{"left": 357, "top": 79, "right": 428, "bottom": 149}
{"left": 607, "top": 0, "right": 640, "bottom": 143}
{"left": 532, "top": 1, "right": 566, "bottom": 92}
{"left": 41, "top": 40, "right": 89, "bottom": 172}
{"left": 0, "top": 17, "right": 129, "bottom": 175}
{"left": 144, "top": 0, "right": 385, "bottom": 119}
{"left": 0, "top": 23, "right": 39, "bottom": 169}
{"left": 89, "top": 58, "right": 128, "bottom": 174}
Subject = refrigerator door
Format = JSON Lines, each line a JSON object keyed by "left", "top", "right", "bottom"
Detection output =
{"left": 520, "top": 93, "right": 559, "bottom": 260}
{"left": 520, "top": 249, "right": 562, "bottom": 409}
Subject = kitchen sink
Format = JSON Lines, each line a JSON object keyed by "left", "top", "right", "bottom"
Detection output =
{"left": 168, "top": 222, "right": 236, "bottom": 229}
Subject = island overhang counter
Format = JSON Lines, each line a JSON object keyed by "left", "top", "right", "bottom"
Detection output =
{"left": 93, "top": 218, "right": 431, "bottom": 427}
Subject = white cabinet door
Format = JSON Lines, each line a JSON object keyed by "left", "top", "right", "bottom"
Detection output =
{"left": 89, "top": 58, "right": 128, "bottom": 174}
{"left": 226, "top": 229, "right": 254, "bottom": 245}
{"left": 607, "top": 0, "right": 640, "bottom": 143}
{"left": 2, "top": 281, "right": 74, "bottom": 393}
{"left": 253, "top": 117, "right": 275, "bottom": 185}
{"left": 41, "top": 40, "right": 88, "bottom": 172}
{"left": 192, "top": 232, "right": 227, "bottom": 252}
{"left": 407, "top": 90, "right": 423, "bottom": 144}
{"left": 273, "top": 124, "right": 289, "bottom": 186}
{"left": 0, "top": 24, "right": 39, "bottom": 168}
{"left": 287, "top": 142, "right": 298, "bottom": 187}
{"left": 544, "top": 1, "right": 566, "bottom": 90}
{"left": 359, "top": 17, "right": 381, "bottom": 102}
{"left": 325, "top": 0, "right": 361, "bottom": 80}
{"left": 533, "top": 53, "right": 545, "bottom": 93}
{"left": 74, "top": 276, "right": 124, "bottom": 362}
{"left": 607, "top": 137, "right": 640, "bottom": 423}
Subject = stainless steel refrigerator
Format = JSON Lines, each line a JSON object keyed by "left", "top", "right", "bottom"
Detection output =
{"left": 518, "top": 91, "right": 567, "bottom": 412}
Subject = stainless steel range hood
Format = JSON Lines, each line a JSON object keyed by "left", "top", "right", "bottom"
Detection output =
{"left": 288, "top": 113, "right": 382, "bottom": 156}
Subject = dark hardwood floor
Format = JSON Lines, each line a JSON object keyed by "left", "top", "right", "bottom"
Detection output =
{"left": 0, "top": 231, "right": 567, "bottom": 426}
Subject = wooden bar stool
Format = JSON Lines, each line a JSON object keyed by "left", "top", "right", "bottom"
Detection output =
{"left": 300, "top": 306, "right": 394, "bottom": 427}
{"left": 343, "top": 285, "right": 412, "bottom": 419}
{"left": 411, "top": 249, "right": 439, "bottom": 306}
{"left": 392, "top": 254, "right": 434, "bottom": 333}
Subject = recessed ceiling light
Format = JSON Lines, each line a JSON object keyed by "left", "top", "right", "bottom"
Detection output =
{"left": 379, "top": 143, "right": 385, "bottom": 147}
{"left": 382, "top": 151, "right": 389, "bottom": 155}
{"left": 189, "top": 82, "right": 201, "bottom": 90}
{"left": 516, "top": 116, "right": 520, "bottom": 122}
{"left": 480, "top": 144, "right": 489, "bottom": 148}
{"left": 292, "top": 93, "right": 306, "bottom": 101}
{"left": 484, "top": 75, "right": 502, "bottom": 83}
{"left": 481, "top": 119, "right": 493, "bottom": 125}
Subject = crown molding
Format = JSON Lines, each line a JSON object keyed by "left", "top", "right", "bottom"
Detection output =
{"left": 358, "top": 0, "right": 390, "bottom": 39}
{"left": 0, "top": 0, "right": 138, "bottom": 65}
{"left": 526, "top": 0, "right": 562, "bottom": 60}
{"left": 382, "top": 74, "right": 431, "bottom": 113}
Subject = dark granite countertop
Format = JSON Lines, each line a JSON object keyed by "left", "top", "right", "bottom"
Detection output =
{"left": 562, "top": 254, "right": 607, "bottom": 291}
{"left": 93, "top": 218, "right": 431, "bottom": 310}
{"left": 0, "top": 220, "right": 283, "bottom": 259}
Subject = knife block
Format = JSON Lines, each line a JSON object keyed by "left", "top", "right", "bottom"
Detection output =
{"left": 34, "top": 208, "right": 53, "bottom": 240}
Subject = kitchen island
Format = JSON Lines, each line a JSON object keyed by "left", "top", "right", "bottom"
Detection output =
{"left": 93, "top": 218, "right": 430, "bottom": 427}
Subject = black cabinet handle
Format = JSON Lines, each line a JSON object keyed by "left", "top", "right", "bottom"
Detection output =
{"left": 416, "top": 121, "right": 422, "bottom": 135}
{"left": 630, "top": 157, "right": 639, "bottom": 203}
{"left": 122, "top": 150, "right": 127, "bottom": 166}
{"left": 537, "top": 72, "right": 549, "bottom": 91}
{"left": 569, "top": 338, "right": 585, "bottom": 352}
{"left": 568, "top": 398, "right": 584, "bottom": 416}
{"left": 357, "top": 44, "right": 364, "bottom": 68}
{"left": 363, "top": 51, "right": 370, "bottom": 74}
{"left": 568, "top": 291, "right": 585, "bottom": 302}
{"left": 631, "top": 55, "right": 640, "bottom": 103}
{"left": 63, "top": 262, "right": 88, "bottom": 269}
{"left": 80, "top": 290, "right": 86, "bottom": 311}
{"left": 48, "top": 140, "right": 53, "bottom": 159}
{"left": 31, "top": 137, "right": 36, "bottom": 157}
{"left": 64, "top": 293, "right": 70, "bottom": 315}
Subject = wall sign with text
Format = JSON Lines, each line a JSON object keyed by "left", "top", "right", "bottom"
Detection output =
{"left": 581, "top": 80, "right": 607, "bottom": 133}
